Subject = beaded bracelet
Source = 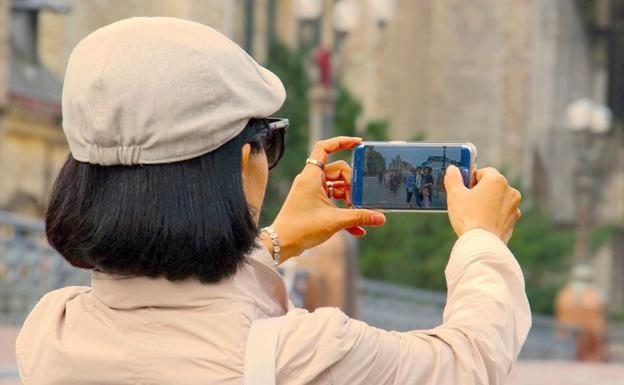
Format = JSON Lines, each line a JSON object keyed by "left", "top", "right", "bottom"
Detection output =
{"left": 260, "top": 226, "right": 281, "bottom": 266}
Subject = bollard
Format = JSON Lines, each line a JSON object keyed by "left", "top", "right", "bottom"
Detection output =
{"left": 555, "top": 264, "right": 607, "bottom": 361}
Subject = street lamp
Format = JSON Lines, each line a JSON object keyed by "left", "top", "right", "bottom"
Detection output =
{"left": 294, "top": 0, "right": 324, "bottom": 51}
{"left": 294, "top": 0, "right": 323, "bottom": 20}
{"left": 565, "top": 98, "right": 613, "bottom": 263}
{"left": 368, "top": 0, "right": 396, "bottom": 28}
{"left": 555, "top": 98, "right": 613, "bottom": 361}
{"left": 333, "top": 0, "right": 360, "bottom": 36}
{"left": 293, "top": 0, "right": 396, "bottom": 147}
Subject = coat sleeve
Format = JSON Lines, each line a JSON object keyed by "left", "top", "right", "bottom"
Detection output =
{"left": 275, "top": 228, "right": 532, "bottom": 385}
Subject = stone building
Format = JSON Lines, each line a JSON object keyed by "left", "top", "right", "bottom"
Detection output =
{"left": 0, "top": 0, "right": 68, "bottom": 217}
{"left": 0, "top": 0, "right": 7, "bottom": 111}
{"left": 0, "top": 0, "right": 244, "bottom": 216}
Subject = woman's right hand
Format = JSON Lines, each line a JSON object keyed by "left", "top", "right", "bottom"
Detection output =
{"left": 444, "top": 165, "right": 521, "bottom": 243}
{"left": 263, "top": 137, "right": 386, "bottom": 262}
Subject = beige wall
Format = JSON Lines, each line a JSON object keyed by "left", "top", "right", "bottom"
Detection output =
{"left": 0, "top": 109, "right": 67, "bottom": 216}
{"left": 0, "top": 0, "right": 8, "bottom": 109}
{"left": 0, "top": 0, "right": 242, "bottom": 217}
{"left": 39, "top": 0, "right": 241, "bottom": 78}
{"left": 342, "top": 0, "right": 535, "bottom": 177}
{"left": 338, "top": 0, "right": 624, "bottom": 224}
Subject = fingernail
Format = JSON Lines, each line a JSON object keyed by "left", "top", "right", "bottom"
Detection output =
{"left": 372, "top": 213, "right": 386, "bottom": 225}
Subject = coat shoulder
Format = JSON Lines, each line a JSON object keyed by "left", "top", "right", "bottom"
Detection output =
{"left": 16, "top": 286, "right": 91, "bottom": 353}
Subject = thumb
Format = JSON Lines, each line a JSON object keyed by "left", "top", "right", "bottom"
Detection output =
{"left": 340, "top": 209, "right": 386, "bottom": 229}
{"left": 444, "top": 165, "right": 468, "bottom": 197}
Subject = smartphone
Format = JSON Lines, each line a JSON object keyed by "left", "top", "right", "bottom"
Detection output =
{"left": 351, "top": 142, "right": 476, "bottom": 212}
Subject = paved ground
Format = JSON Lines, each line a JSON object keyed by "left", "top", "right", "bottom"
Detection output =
{"left": 506, "top": 361, "right": 624, "bottom": 385}
{"left": 0, "top": 326, "right": 19, "bottom": 385}
{"left": 362, "top": 175, "right": 447, "bottom": 209}
{"left": 1, "top": 325, "right": 624, "bottom": 384}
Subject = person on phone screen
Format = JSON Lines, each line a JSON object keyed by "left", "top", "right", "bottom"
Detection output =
{"left": 16, "top": 18, "right": 530, "bottom": 385}
{"left": 405, "top": 171, "right": 416, "bottom": 206}
{"left": 415, "top": 166, "right": 424, "bottom": 207}
{"left": 422, "top": 166, "right": 434, "bottom": 208}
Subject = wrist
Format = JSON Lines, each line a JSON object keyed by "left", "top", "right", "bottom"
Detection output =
{"left": 457, "top": 225, "right": 506, "bottom": 244}
{"left": 260, "top": 223, "right": 298, "bottom": 264}
{"left": 263, "top": 221, "right": 299, "bottom": 262}
{"left": 259, "top": 226, "right": 282, "bottom": 266}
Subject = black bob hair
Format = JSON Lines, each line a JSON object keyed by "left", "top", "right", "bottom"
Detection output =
{"left": 46, "top": 119, "right": 270, "bottom": 283}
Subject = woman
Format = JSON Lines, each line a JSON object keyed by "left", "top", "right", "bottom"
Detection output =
{"left": 16, "top": 18, "right": 530, "bottom": 385}
{"left": 421, "top": 167, "right": 435, "bottom": 208}
{"left": 405, "top": 171, "right": 416, "bottom": 206}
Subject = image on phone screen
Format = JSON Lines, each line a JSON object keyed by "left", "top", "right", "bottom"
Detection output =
{"left": 360, "top": 145, "right": 463, "bottom": 210}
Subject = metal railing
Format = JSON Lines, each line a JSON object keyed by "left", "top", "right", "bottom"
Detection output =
{"left": 0, "top": 211, "right": 89, "bottom": 325}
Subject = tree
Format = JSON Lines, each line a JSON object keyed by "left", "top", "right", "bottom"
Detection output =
{"left": 365, "top": 148, "right": 386, "bottom": 175}
{"left": 260, "top": 42, "right": 310, "bottom": 222}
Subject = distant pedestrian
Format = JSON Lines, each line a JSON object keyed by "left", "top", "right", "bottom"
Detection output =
{"left": 422, "top": 167, "right": 434, "bottom": 208}
{"left": 415, "top": 167, "right": 424, "bottom": 207}
{"left": 406, "top": 172, "right": 416, "bottom": 206}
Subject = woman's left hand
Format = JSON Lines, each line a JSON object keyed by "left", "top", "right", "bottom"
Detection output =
{"left": 262, "top": 136, "right": 386, "bottom": 262}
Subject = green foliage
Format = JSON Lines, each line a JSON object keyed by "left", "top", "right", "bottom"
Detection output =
{"left": 334, "top": 86, "right": 390, "bottom": 141}
{"left": 364, "top": 149, "right": 385, "bottom": 175}
{"left": 334, "top": 86, "right": 362, "bottom": 138}
{"left": 261, "top": 42, "right": 310, "bottom": 222}
{"left": 359, "top": 204, "right": 575, "bottom": 314}
{"left": 507, "top": 206, "right": 574, "bottom": 314}
{"left": 358, "top": 213, "right": 455, "bottom": 290}
{"left": 591, "top": 225, "right": 617, "bottom": 252}
{"left": 365, "top": 120, "right": 390, "bottom": 141}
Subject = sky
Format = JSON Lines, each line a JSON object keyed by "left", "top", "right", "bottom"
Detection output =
{"left": 368, "top": 145, "right": 462, "bottom": 167}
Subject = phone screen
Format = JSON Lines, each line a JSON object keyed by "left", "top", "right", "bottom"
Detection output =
{"left": 357, "top": 144, "right": 466, "bottom": 210}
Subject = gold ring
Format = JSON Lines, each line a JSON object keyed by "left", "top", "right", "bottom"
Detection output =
{"left": 306, "top": 158, "right": 325, "bottom": 170}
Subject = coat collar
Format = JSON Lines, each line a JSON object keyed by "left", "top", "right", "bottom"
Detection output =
{"left": 90, "top": 244, "right": 289, "bottom": 316}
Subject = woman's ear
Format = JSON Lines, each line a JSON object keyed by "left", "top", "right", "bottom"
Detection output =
{"left": 241, "top": 143, "right": 251, "bottom": 178}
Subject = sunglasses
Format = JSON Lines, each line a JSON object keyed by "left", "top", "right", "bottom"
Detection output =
{"left": 263, "top": 117, "right": 289, "bottom": 170}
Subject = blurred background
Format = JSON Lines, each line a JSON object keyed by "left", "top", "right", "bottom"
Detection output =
{"left": 0, "top": 0, "right": 623, "bottom": 384}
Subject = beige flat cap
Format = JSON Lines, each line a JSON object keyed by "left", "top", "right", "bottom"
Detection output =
{"left": 62, "top": 17, "right": 286, "bottom": 166}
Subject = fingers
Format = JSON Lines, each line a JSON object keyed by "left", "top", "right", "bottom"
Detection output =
{"left": 325, "top": 160, "right": 352, "bottom": 205}
{"left": 326, "top": 181, "right": 348, "bottom": 202}
{"left": 325, "top": 160, "right": 352, "bottom": 185}
{"left": 510, "top": 188, "right": 522, "bottom": 206}
{"left": 444, "top": 165, "right": 468, "bottom": 196}
{"left": 346, "top": 226, "right": 367, "bottom": 237}
{"left": 475, "top": 167, "right": 506, "bottom": 184}
{"left": 308, "top": 136, "right": 362, "bottom": 166}
{"left": 338, "top": 208, "right": 386, "bottom": 229}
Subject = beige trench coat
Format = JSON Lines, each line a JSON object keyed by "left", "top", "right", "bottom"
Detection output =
{"left": 16, "top": 228, "right": 531, "bottom": 384}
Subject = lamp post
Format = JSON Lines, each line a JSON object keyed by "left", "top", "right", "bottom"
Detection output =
{"left": 294, "top": 0, "right": 396, "bottom": 149}
{"left": 291, "top": 0, "right": 395, "bottom": 316}
{"left": 554, "top": 98, "right": 613, "bottom": 361}
{"left": 565, "top": 98, "right": 613, "bottom": 264}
